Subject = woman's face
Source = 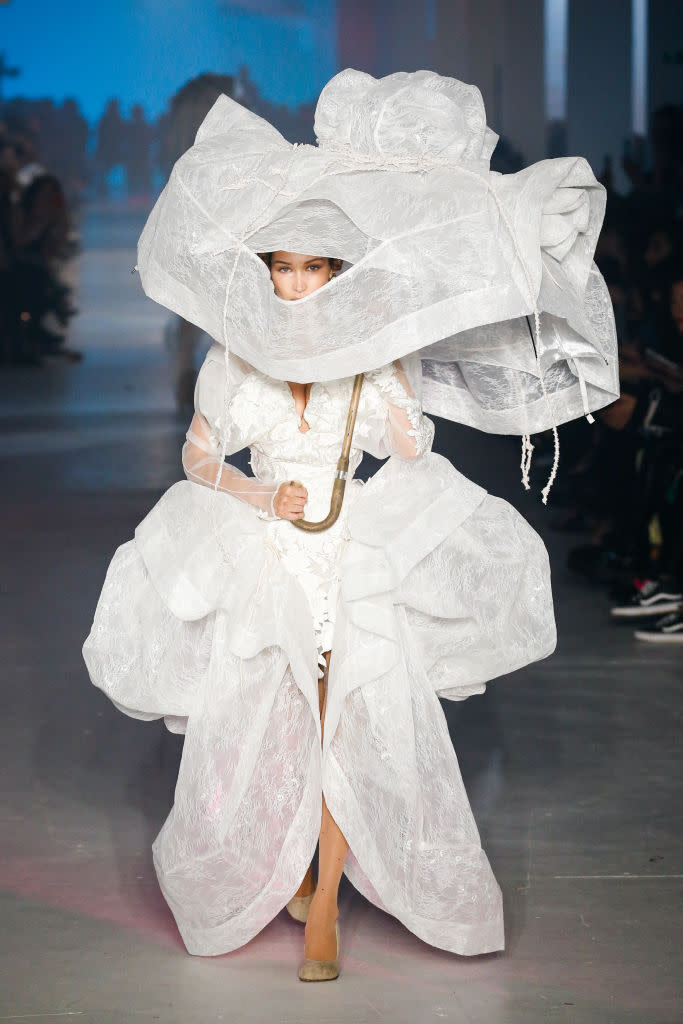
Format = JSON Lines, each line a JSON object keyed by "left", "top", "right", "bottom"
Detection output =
{"left": 269, "top": 251, "right": 331, "bottom": 301}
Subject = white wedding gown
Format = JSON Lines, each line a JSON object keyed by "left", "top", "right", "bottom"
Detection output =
{"left": 83, "top": 344, "right": 557, "bottom": 957}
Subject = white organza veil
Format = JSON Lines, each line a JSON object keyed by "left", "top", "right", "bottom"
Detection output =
{"left": 136, "top": 68, "right": 618, "bottom": 501}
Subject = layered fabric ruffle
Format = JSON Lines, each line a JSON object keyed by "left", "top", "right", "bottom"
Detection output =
{"left": 136, "top": 69, "right": 618, "bottom": 435}
{"left": 83, "top": 455, "right": 555, "bottom": 956}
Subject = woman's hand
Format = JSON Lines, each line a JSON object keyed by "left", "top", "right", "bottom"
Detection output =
{"left": 273, "top": 480, "right": 308, "bottom": 520}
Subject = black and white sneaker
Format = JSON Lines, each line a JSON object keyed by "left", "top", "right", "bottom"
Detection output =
{"left": 610, "top": 579, "right": 683, "bottom": 619}
{"left": 634, "top": 609, "right": 683, "bottom": 643}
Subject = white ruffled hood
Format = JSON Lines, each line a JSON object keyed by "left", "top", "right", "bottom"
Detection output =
{"left": 137, "top": 68, "right": 618, "bottom": 446}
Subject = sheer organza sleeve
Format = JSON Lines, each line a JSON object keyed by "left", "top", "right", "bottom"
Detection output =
{"left": 362, "top": 354, "right": 435, "bottom": 460}
{"left": 181, "top": 345, "right": 280, "bottom": 520}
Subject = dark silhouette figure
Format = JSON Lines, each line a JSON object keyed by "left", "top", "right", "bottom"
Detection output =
{"left": 94, "top": 99, "right": 126, "bottom": 198}
{"left": 125, "top": 104, "right": 153, "bottom": 198}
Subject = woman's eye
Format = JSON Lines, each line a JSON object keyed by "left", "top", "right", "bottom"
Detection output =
{"left": 308, "top": 265, "right": 321, "bottom": 271}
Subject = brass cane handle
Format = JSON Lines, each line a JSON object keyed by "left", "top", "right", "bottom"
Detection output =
{"left": 290, "top": 373, "right": 364, "bottom": 534}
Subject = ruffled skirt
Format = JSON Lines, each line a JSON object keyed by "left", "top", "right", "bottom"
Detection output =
{"left": 82, "top": 453, "right": 556, "bottom": 956}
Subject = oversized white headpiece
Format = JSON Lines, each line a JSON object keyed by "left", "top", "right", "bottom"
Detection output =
{"left": 137, "top": 68, "right": 618, "bottom": 491}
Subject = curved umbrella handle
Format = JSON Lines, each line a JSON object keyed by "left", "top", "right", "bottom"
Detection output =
{"left": 290, "top": 373, "right": 365, "bottom": 534}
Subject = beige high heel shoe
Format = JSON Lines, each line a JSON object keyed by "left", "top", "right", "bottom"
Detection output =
{"left": 298, "top": 920, "right": 340, "bottom": 982}
{"left": 286, "top": 892, "right": 314, "bottom": 923}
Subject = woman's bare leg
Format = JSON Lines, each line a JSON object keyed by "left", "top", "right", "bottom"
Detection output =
{"left": 304, "top": 651, "right": 348, "bottom": 961}
{"left": 292, "top": 863, "right": 315, "bottom": 899}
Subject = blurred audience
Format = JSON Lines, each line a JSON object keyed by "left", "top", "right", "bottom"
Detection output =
{"left": 545, "top": 105, "right": 683, "bottom": 645}
{"left": 0, "top": 127, "right": 80, "bottom": 365}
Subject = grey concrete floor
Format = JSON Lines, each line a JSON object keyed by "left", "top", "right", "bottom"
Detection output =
{"left": 0, "top": 204, "right": 680, "bottom": 1023}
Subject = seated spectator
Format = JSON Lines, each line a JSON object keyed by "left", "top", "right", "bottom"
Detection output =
{"left": 610, "top": 267, "right": 683, "bottom": 643}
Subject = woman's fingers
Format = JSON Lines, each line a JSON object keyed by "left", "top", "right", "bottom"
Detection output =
{"left": 274, "top": 481, "right": 308, "bottom": 519}
{"left": 283, "top": 487, "right": 307, "bottom": 508}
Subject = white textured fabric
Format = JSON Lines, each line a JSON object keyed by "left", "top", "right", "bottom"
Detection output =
{"left": 82, "top": 346, "right": 557, "bottom": 958}
{"left": 136, "top": 68, "right": 618, "bottom": 438}
{"left": 181, "top": 344, "right": 434, "bottom": 672}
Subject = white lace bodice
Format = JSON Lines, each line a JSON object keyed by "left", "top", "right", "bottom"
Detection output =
{"left": 181, "top": 345, "right": 435, "bottom": 672}
{"left": 233, "top": 374, "right": 368, "bottom": 500}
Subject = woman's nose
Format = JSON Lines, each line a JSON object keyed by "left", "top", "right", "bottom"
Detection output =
{"left": 293, "top": 273, "right": 307, "bottom": 293}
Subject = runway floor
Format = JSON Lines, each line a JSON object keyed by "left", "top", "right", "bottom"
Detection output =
{"left": 0, "top": 203, "right": 680, "bottom": 1023}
